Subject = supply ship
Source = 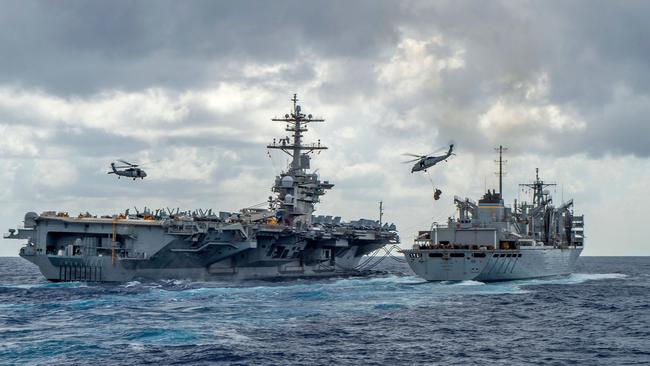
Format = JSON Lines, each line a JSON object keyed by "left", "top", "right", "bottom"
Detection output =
{"left": 5, "top": 95, "right": 398, "bottom": 282}
{"left": 402, "top": 148, "right": 583, "bottom": 281}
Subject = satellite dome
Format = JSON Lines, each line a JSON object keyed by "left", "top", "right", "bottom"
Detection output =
{"left": 281, "top": 175, "right": 294, "bottom": 188}
{"left": 24, "top": 212, "right": 38, "bottom": 228}
{"left": 284, "top": 194, "right": 294, "bottom": 205}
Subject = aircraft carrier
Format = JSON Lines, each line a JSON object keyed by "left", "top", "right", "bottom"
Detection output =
{"left": 5, "top": 95, "right": 398, "bottom": 282}
{"left": 402, "top": 148, "right": 584, "bottom": 281}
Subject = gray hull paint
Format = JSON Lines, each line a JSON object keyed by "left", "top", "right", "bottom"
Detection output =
{"left": 13, "top": 217, "right": 389, "bottom": 282}
{"left": 21, "top": 241, "right": 386, "bottom": 282}
{"left": 22, "top": 253, "right": 371, "bottom": 282}
{"left": 403, "top": 247, "right": 583, "bottom": 282}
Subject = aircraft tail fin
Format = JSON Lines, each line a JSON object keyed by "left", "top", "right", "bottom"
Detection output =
{"left": 108, "top": 162, "right": 117, "bottom": 174}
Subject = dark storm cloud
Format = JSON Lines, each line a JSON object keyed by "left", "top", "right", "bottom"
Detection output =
{"left": 0, "top": 0, "right": 401, "bottom": 95}
{"left": 1, "top": 0, "right": 649, "bottom": 158}
{"left": 384, "top": 1, "right": 650, "bottom": 157}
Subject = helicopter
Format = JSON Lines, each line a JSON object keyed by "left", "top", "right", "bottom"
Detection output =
{"left": 403, "top": 144, "right": 455, "bottom": 173}
{"left": 108, "top": 160, "right": 147, "bottom": 180}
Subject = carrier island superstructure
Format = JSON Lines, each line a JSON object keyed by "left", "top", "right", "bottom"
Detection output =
{"left": 5, "top": 95, "right": 398, "bottom": 282}
{"left": 402, "top": 148, "right": 584, "bottom": 281}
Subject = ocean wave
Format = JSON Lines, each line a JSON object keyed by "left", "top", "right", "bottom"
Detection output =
{"left": 1, "top": 257, "right": 648, "bottom": 366}
{"left": 373, "top": 303, "right": 408, "bottom": 310}
{"left": 511, "top": 273, "right": 628, "bottom": 287}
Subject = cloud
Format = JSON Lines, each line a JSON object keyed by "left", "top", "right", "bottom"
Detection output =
{"left": 1, "top": 1, "right": 650, "bottom": 256}
{"left": 0, "top": 1, "right": 402, "bottom": 95}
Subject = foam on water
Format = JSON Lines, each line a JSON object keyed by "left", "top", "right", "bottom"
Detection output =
{"left": 211, "top": 328, "right": 252, "bottom": 345}
{"left": 447, "top": 280, "right": 486, "bottom": 286}
{"left": 569, "top": 272, "right": 627, "bottom": 282}
{"left": 1, "top": 281, "right": 87, "bottom": 290}
{"left": 506, "top": 272, "right": 628, "bottom": 287}
{"left": 127, "top": 343, "right": 145, "bottom": 352}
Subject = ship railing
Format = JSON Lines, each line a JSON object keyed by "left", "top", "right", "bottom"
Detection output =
{"left": 166, "top": 223, "right": 201, "bottom": 235}
{"left": 412, "top": 241, "right": 497, "bottom": 251}
{"left": 122, "top": 251, "right": 147, "bottom": 259}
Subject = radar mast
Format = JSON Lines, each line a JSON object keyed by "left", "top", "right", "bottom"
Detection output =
{"left": 519, "top": 168, "right": 557, "bottom": 207}
{"left": 495, "top": 145, "right": 508, "bottom": 196}
{"left": 267, "top": 94, "right": 327, "bottom": 172}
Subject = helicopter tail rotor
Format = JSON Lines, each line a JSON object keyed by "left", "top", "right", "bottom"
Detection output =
{"left": 107, "top": 162, "right": 117, "bottom": 174}
{"left": 448, "top": 140, "right": 456, "bottom": 156}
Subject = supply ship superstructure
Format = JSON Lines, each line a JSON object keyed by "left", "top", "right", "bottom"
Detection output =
{"left": 5, "top": 95, "right": 398, "bottom": 282}
{"left": 402, "top": 149, "right": 583, "bottom": 281}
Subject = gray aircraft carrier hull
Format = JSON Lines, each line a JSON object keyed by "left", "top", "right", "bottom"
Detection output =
{"left": 20, "top": 250, "right": 381, "bottom": 282}
{"left": 11, "top": 215, "right": 391, "bottom": 282}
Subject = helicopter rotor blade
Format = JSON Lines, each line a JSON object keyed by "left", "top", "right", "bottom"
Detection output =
{"left": 425, "top": 146, "right": 449, "bottom": 157}
{"left": 402, "top": 153, "right": 425, "bottom": 158}
{"left": 401, "top": 157, "right": 422, "bottom": 164}
{"left": 117, "top": 159, "right": 138, "bottom": 167}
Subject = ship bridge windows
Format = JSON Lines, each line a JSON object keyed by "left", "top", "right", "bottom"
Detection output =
{"left": 450, "top": 253, "right": 465, "bottom": 258}
{"left": 428, "top": 252, "right": 443, "bottom": 258}
{"left": 473, "top": 253, "right": 486, "bottom": 258}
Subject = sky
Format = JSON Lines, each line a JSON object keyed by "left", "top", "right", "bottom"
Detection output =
{"left": 1, "top": 0, "right": 649, "bottom": 256}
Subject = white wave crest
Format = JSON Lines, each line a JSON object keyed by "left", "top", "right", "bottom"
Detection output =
{"left": 513, "top": 273, "right": 627, "bottom": 286}
{"left": 452, "top": 280, "right": 486, "bottom": 286}
{"left": 569, "top": 273, "right": 627, "bottom": 282}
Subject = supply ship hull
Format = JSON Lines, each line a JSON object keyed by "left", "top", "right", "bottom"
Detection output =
{"left": 403, "top": 247, "right": 582, "bottom": 282}
{"left": 6, "top": 95, "right": 398, "bottom": 282}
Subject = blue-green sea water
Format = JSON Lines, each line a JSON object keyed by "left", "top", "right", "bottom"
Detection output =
{"left": 1, "top": 257, "right": 649, "bottom": 365}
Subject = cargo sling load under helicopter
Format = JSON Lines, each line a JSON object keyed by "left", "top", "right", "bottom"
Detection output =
{"left": 5, "top": 95, "right": 399, "bottom": 282}
{"left": 401, "top": 146, "right": 584, "bottom": 281}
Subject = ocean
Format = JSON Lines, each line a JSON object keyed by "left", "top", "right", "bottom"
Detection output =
{"left": 1, "top": 256, "right": 649, "bottom": 365}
